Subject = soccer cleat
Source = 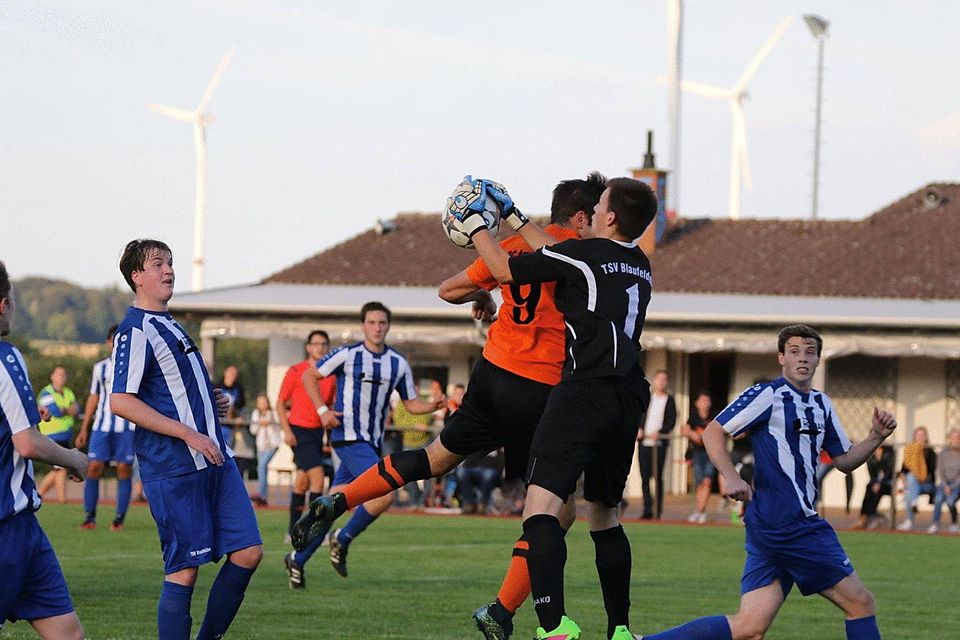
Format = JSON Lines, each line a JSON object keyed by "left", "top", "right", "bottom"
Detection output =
{"left": 535, "top": 616, "right": 581, "bottom": 639}
{"left": 290, "top": 493, "right": 345, "bottom": 551}
{"left": 927, "top": 523, "right": 939, "bottom": 534}
{"left": 329, "top": 529, "right": 349, "bottom": 577}
{"left": 284, "top": 551, "right": 305, "bottom": 589}
{"left": 80, "top": 519, "right": 96, "bottom": 530}
{"left": 610, "top": 625, "right": 643, "bottom": 640}
{"left": 473, "top": 602, "right": 513, "bottom": 640}
{"left": 896, "top": 520, "right": 913, "bottom": 532}
{"left": 109, "top": 518, "right": 124, "bottom": 532}
{"left": 949, "top": 524, "right": 960, "bottom": 534}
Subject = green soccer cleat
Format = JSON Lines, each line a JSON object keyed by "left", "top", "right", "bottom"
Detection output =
{"left": 473, "top": 602, "right": 513, "bottom": 640}
{"left": 535, "top": 616, "right": 581, "bottom": 639}
{"left": 610, "top": 625, "right": 643, "bottom": 640}
{"left": 290, "top": 493, "right": 345, "bottom": 552}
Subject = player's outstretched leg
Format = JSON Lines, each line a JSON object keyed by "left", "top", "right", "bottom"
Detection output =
{"left": 291, "top": 493, "right": 346, "bottom": 551}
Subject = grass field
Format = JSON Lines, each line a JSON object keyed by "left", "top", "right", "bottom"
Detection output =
{"left": 5, "top": 503, "right": 956, "bottom": 639}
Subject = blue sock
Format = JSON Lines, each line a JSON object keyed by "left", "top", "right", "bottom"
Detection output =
{"left": 116, "top": 477, "right": 132, "bottom": 520}
{"left": 157, "top": 580, "right": 193, "bottom": 640}
{"left": 645, "top": 616, "right": 732, "bottom": 640}
{"left": 195, "top": 561, "right": 256, "bottom": 640}
{"left": 338, "top": 505, "right": 378, "bottom": 546}
{"left": 846, "top": 616, "right": 881, "bottom": 639}
{"left": 83, "top": 478, "right": 99, "bottom": 518}
{"left": 294, "top": 521, "right": 333, "bottom": 566}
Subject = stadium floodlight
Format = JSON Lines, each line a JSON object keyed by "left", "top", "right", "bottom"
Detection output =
{"left": 666, "top": 0, "right": 684, "bottom": 217}
{"left": 148, "top": 49, "right": 233, "bottom": 291}
{"left": 804, "top": 14, "right": 829, "bottom": 220}
{"left": 680, "top": 17, "right": 793, "bottom": 219}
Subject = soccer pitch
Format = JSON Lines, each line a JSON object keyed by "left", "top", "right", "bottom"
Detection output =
{"left": 7, "top": 504, "right": 954, "bottom": 639}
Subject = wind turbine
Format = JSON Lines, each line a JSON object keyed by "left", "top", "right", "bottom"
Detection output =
{"left": 148, "top": 49, "right": 234, "bottom": 291}
{"left": 682, "top": 17, "right": 793, "bottom": 219}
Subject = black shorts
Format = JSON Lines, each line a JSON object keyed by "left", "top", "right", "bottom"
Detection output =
{"left": 290, "top": 424, "right": 326, "bottom": 471}
{"left": 439, "top": 357, "right": 553, "bottom": 480}
{"left": 527, "top": 370, "right": 650, "bottom": 507}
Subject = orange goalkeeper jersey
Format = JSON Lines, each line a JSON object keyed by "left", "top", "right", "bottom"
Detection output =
{"left": 465, "top": 224, "right": 578, "bottom": 386}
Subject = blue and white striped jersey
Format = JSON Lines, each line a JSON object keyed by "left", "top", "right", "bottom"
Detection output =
{"left": 89, "top": 357, "right": 133, "bottom": 433}
{"left": 0, "top": 342, "right": 41, "bottom": 521}
{"left": 317, "top": 342, "right": 416, "bottom": 450}
{"left": 716, "top": 377, "right": 852, "bottom": 528}
{"left": 112, "top": 307, "right": 231, "bottom": 482}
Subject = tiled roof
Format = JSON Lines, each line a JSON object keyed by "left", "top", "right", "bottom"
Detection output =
{"left": 264, "top": 183, "right": 960, "bottom": 300}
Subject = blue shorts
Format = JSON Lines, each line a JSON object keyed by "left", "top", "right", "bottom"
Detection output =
{"left": 88, "top": 430, "right": 135, "bottom": 464}
{"left": 144, "top": 461, "right": 262, "bottom": 574}
{"left": 742, "top": 516, "right": 854, "bottom": 597}
{"left": 691, "top": 449, "right": 715, "bottom": 485}
{"left": 0, "top": 510, "right": 74, "bottom": 626}
{"left": 330, "top": 441, "right": 382, "bottom": 487}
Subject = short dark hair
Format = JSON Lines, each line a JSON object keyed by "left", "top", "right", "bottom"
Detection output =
{"left": 306, "top": 330, "right": 329, "bottom": 344}
{"left": 106, "top": 324, "right": 119, "bottom": 342}
{"left": 778, "top": 324, "right": 823, "bottom": 356}
{"left": 0, "top": 260, "right": 9, "bottom": 302}
{"left": 605, "top": 177, "right": 658, "bottom": 240}
{"left": 119, "top": 239, "right": 172, "bottom": 293}
{"left": 360, "top": 301, "right": 392, "bottom": 324}
{"left": 550, "top": 171, "right": 607, "bottom": 225}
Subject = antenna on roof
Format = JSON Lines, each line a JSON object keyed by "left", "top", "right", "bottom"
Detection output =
{"left": 374, "top": 218, "right": 397, "bottom": 236}
{"left": 642, "top": 130, "right": 657, "bottom": 169}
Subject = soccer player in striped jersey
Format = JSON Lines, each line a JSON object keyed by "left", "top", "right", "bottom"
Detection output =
{"left": 645, "top": 325, "right": 896, "bottom": 640}
{"left": 290, "top": 175, "right": 605, "bottom": 636}
{"left": 289, "top": 301, "right": 444, "bottom": 580}
{"left": 109, "top": 240, "right": 263, "bottom": 640}
{"left": 0, "top": 260, "right": 88, "bottom": 639}
{"left": 75, "top": 324, "right": 135, "bottom": 531}
{"left": 467, "top": 177, "right": 656, "bottom": 640}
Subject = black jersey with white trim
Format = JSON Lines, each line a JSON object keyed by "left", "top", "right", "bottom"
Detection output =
{"left": 508, "top": 237, "right": 652, "bottom": 381}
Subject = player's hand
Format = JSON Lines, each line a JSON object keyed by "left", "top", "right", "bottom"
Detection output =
{"left": 870, "top": 407, "right": 897, "bottom": 440}
{"left": 283, "top": 429, "right": 297, "bottom": 447}
{"left": 471, "top": 296, "right": 497, "bottom": 322}
{"left": 183, "top": 430, "right": 225, "bottom": 466}
{"left": 319, "top": 409, "right": 343, "bottom": 429}
{"left": 722, "top": 474, "right": 753, "bottom": 502}
{"left": 213, "top": 388, "right": 231, "bottom": 419}
{"left": 75, "top": 429, "right": 89, "bottom": 449}
{"left": 482, "top": 180, "right": 529, "bottom": 231}
{"left": 66, "top": 449, "right": 90, "bottom": 481}
{"left": 39, "top": 406, "right": 51, "bottom": 422}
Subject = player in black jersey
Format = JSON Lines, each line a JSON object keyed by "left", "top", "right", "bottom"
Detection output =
{"left": 459, "top": 177, "right": 657, "bottom": 640}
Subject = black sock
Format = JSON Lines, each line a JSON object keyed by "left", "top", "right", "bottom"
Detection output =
{"left": 489, "top": 599, "right": 514, "bottom": 626}
{"left": 289, "top": 492, "right": 306, "bottom": 534}
{"left": 591, "top": 525, "right": 632, "bottom": 639}
{"left": 391, "top": 448, "right": 433, "bottom": 481}
{"left": 523, "top": 514, "right": 566, "bottom": 632}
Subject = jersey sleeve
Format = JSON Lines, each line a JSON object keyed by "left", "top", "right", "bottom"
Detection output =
{"left": 715, "top": 384, "right": 775, "bottom": 438}
{"left": 819, "top": 394, "right": 852, "bottom": 457}
{"left": 0, "top": 345, "right": 41, "bottom": 434}
{"left": 112, "top": 326, "right": 150, "bottom": 395}
{"left": 316, "top": 347, "right": 349, "bottom": 378}
{"left": 394, "top": 359, "right": 417, "bottom": 401}
{"left": 508, "top": 240, "right": 581, "bottom": 285}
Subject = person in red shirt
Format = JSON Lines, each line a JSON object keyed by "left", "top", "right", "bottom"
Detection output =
{"left": 291, "top": 173, "right": 606, "bottom": 638}
{"left": 276, "top": 330, "right": 335, "bottom": 579}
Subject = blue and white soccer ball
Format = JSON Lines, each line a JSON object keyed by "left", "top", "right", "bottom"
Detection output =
{"left": 442, "top": 194, "right": 501, "bottom": 249}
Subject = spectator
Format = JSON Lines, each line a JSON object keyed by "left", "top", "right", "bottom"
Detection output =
{"left": 35, "top": 365, "right": 80, "bottom": 503}
{"left": 682, "top": 391, "right": 715, "bottom": 523}
{"left": 230, "top": 413, "right": 256, "bottom": 482}
{"left": 857, "top": 445, "right": 895, "bottom": 530}
{"left": 390, "top": 387, "right": 433, "bottom": 507}
{"left": 457, "top": 449, "right": 503, "bottom": 514}
{"left": 897, "top": 425, "right": 937, "bottom": 531}
{"left": 447, "top": 383, "right": 466, "bottom": 416}
{"left": 218, "top": 365, "right": 246, "bottom": 441}
{"left": 427, "top": 380, "right": 452, "bottom": 508}
{"left": 249, "top": 393, "right": 282, "bottom": 506}
{"left": 636, "top": 369, "right": 676, "bottom": 520}
{"left": 927, "top": 428, "right": 960, "bottom": 534}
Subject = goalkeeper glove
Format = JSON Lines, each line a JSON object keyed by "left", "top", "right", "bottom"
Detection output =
{"left": 482, "top": 179, "right": 528, "bottom": 231}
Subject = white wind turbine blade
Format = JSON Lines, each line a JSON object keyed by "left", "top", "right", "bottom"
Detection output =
{"left": 733, "top": 103, "right": 753, "bottom": 191}
{"left": 680, "top": 79, "right": 730, "bottom": 99}
{"left": 731, "top": 16, "right": 794, "bottom": 96}
{"left": 197, "top": 48, "right": 234, "bottom": 113}
{"left": 148, "top": 103, "right": 196, "bottom": 122}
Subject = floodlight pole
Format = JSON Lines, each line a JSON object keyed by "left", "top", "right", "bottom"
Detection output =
{"left": 805, "top": 14, "right": 829, "bottom": 220}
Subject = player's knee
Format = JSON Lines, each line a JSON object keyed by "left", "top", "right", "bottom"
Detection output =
{"left": 231, "top": 544, "right": 263, "bottom": 569}
{"left": 86, "top": 462, "right": 105, "bottom": 479}
{"left": 848, "top": 587, "right": 876, "bottom": 617}
{"left": 730, "top": 615, "right": 767, "bottom": 640}
{"left": 116, "top": 464, "right": 132, "bottom": 479}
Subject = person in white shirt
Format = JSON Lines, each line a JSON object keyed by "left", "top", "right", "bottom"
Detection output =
{"left": 636, "top": 370, "right": 676, "bottom": 519}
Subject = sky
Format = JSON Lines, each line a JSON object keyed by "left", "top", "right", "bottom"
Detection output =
{"left": 2, "top": 1, "right": 958, "bottom": 290}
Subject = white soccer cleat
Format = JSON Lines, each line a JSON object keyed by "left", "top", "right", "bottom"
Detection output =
{"left": 926, "top": 524, "right": 939, "bottom": 534}
{"left": 896, "top": 520, "right": 913, "bottom": 532}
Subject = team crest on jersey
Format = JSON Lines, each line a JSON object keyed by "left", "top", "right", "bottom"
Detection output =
{"left": 177, "top": 336, "right": 198, "bottom": 355}
{"left": 361, "top": 372, "right": 383, "bottom": 385}
{"left": 793, "top": 416, "right": 824, "bottom": 436}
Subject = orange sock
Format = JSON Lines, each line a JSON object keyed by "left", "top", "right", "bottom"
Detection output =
{"left": 496, "top": 538, "right": 531, "bottom": 614}
{"left": 342, "top": 456, "right": 405, "bottom": 508}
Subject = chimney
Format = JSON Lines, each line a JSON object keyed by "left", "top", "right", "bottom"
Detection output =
{"left": 630, "top": 130, "right": 669, "bottom": 255}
